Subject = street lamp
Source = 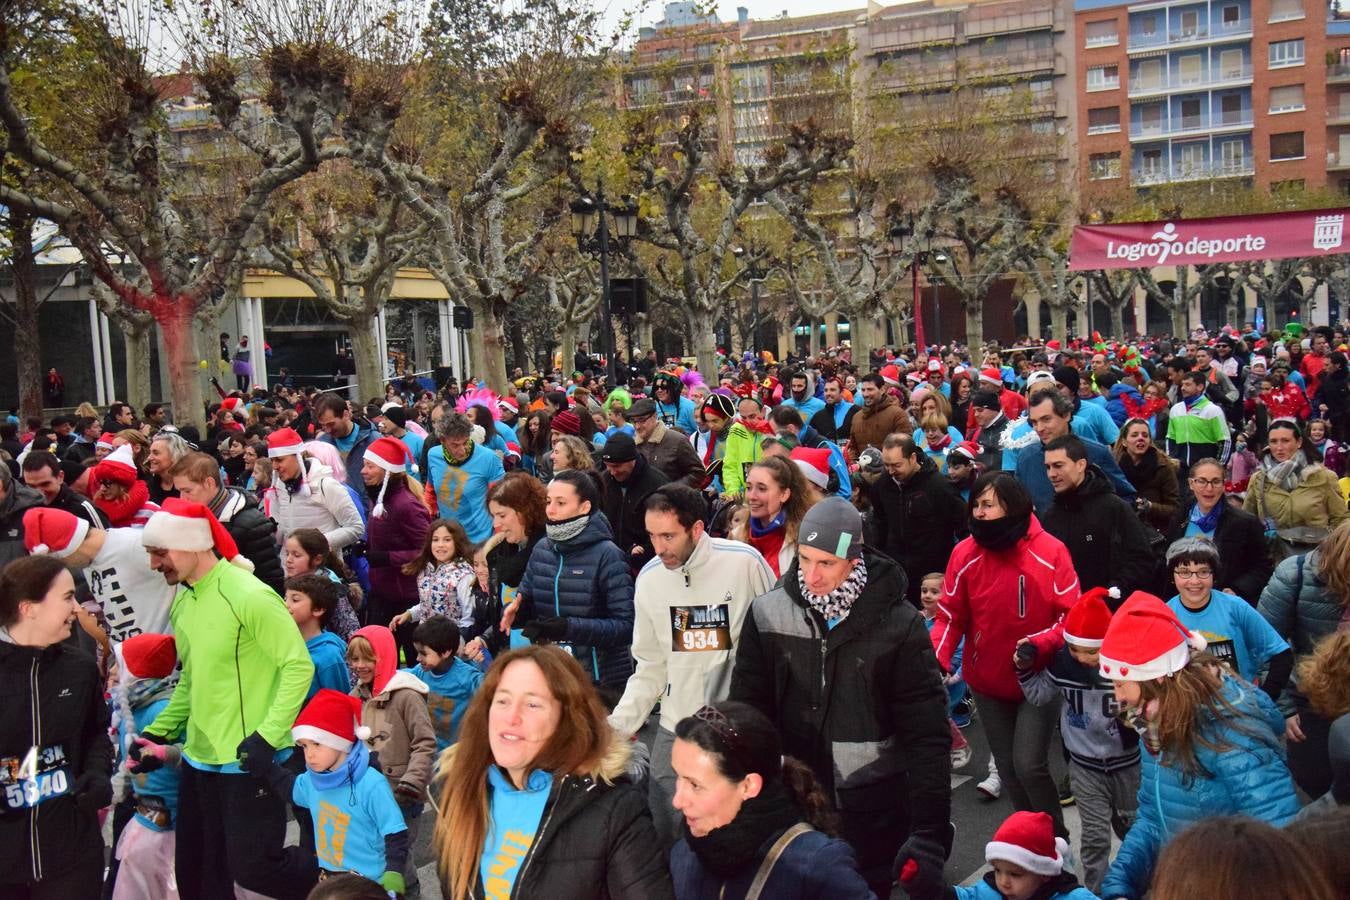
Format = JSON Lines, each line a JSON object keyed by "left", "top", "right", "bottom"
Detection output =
{"left": 888, "top": 219, "right": 948, "bottom": 349}
{"left": 733, "top": 244, "right": 768, "bottom": 359}
{"left": 570, "top": 184, "right": 638, "bottom": 386}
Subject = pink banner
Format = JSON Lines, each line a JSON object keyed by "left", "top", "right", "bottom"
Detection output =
{"left": 1069, "top": 208, "right": 1350, "bottom": 271}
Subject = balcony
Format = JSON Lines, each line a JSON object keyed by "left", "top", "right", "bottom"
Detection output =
{"left": 1329, "top": 152, "right": 1350, "bottom": 171}
{"left": 1128, "top": 19, "right": 1252, "bottom": 53}
{"left": 1133, "top": 158, "right": 1255, "bottom": 185}
{"left": 1330, "top": 64, "right": 1350, "bottom": 83}
{"left": 1329, "top": 108, "right": 1350, "bottom": 125}
{"left": 1128, "top": 65, "right": 1252, "bottom": 97}
{"left": 1129, "top": 110, "right": 1253, "bottom": 140}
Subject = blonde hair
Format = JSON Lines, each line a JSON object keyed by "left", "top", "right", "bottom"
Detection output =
{"left": 918, "top": 390, "right": 953, "bottom": 422}
{"left": 1296, "top": 631, "right": 1350, "bottom": 718}
{"left": 552, "top": 435, "right": 592, "bottom": 471}
{"left": 345, "top": 635, "right": 375, "bottom": 664}
{"left": 1315, "top": 520, "right": 1350, "bottom": 607}
{"left": 919, "top": 412, "right": 949, "bottom": 434}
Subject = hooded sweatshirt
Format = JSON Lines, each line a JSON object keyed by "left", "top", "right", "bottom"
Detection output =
{"left": 351, "top": 626, "right": 437, "bottom": 794}
{"left": 305, "top": 631, "right": 351, "bottom": 701}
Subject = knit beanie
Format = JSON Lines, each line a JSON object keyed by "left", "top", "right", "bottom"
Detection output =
{"left": 798, "top": 496, "right": 863, "bottom": 560}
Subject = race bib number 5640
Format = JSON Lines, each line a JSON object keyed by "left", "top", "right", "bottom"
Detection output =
{"left": 670, "top": 604, "right": 732, "bottom": 653}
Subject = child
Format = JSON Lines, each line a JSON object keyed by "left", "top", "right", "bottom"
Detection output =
{"left": 390, "top": 518, "right": 476, "bottom": 633}
{"left": 112, "top": 633, "right": 183, "bottom": 900}
{"left": 285, "top": 573, "right": 352, "bottom": 700}
{"left": 1018, "top": 587, "right": 1139, "bottom": 894}
{"left": 920, "top": 572, "right": 972, "bottom": 770}
{"left": 900, "top": 810, "right": 1097, "bottom": 899}
{"left": 348, "top": 625, "right": 437, "bottom": 894}
{"left": 1097, "top": 592, "right": 1301, "bottom": 899}
{"left": 405, "top": 615, "right": 485, "bottom": 751}
{"left": 253, "top": 689, "right": 407, "bottom": 895}
{"left": 282, "top": 529, "right": 362, "bottom": 640}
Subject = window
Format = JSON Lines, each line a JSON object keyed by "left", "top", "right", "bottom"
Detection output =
{"left": 1136, "top": 58, "right": 1164, "bottom": 89}
{"left": 1180, "top": 98, "right": 1203, "bottom": 128}
{"left": 1220, "top": 139, "right": 1247, "bottom": 169}
{"left": 1139, "top": 13, "right": 1159, "bottom": 36}
{"left": 1085, "top": 20, "right": 1118, "bottom": 47}
{"left": 1089, "top": 152, "right": 1122, "bottom": 179}
{"left": 1087, "top": 65, "right": 1119, "bottom": 90}
{"left": 1269, "top": 39, "right": 1305, "bottom": 68}
{"left": 1270, "top": 131, "right": 1305, "bottom": 160}
{"left": 1268, "top": 0, "right": 1304, "bottom": 22}
{"left": 1269, "top": 84, "right": 1305, "bottom": 113}
{"left": 1179, "top": 10, "right": 1200, "bottom": 38}
{"left": 1031, "top": 119, "right": 1054, "bottom": 135}
{"left": 1222, "top": 4, "right": 1241, "bottom": 24}
{"left": 1140, "top": 103, "right": 1164, "bottom": 133}
{"left": 1179, "top": 54, "right": 1202, "bottom": 85}
{"left": 1178, "top": 142, "right": 1206, "bottom": 172}
{"left": 1220, "top": 93, "right": 1246, "bottom": 124}
{"left": 1219, "top": 49, "right": 1246, "bottom": 79}
{"left": 1139, "top": 148, "right": 1165, "bottom": 175}
{"left": 1088, "top": 106, "right": 1121, "bottom": 133}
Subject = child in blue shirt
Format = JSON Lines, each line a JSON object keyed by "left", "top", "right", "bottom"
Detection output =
{"left": 285, "top": 573, "right": 352, "bottom": 700}
{"left": 921, "top": 573, "right": 970, "bottom": 722}
{"left": 406, "top": 615, "right": 485, "bottom": 752}
{"left": 254, "top": 689, "right": 408, "bottom": 894}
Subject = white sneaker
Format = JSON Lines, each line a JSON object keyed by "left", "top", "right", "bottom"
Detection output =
{"left": 977, "top": 759, "right": 1001, "bottom": 799}
{"left": 950, "top": 743, "right": 972, "bottom": 769}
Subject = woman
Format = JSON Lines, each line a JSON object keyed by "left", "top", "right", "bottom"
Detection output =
{"left": 949, "top": 373, "right": 974, "bottom": 438}
{"left": 1243, "top": 419, "right": 1349, "bottom": 533}
{"left": 434, "top": 645, "right": 673, "bottom": 899}
{"left": 463, "top": 473, "right": 548, "bottom": 661}
{"left": 1305, "top": 418, "right": 1345, "bottom": 477}
{"left": 361, "top": 437, "right": 432, "bottom": 661}
{"left": 0, "top": 556, "right": 113, "bottom": 899}
{"left": 1162, "top": 458, "right": 1270, "bottom": 602}
{"left": 218, "top": 433, "right": 248, "bottom": 486}
{"left": 1258, "top": 520, "right": 1350, "bottom": 797}
{"left": 231, "top": 334, "right": 252, "bottom": 392}
{"left": 551, "top": 435, "right": 595, "bottom": 474}
{"left": 931, "top": 472, "right": 1079, "bottom": 838}
{"left": 669, "top": 702, "right": 872, "bottom": 900}
{"left": 519, "top": 410, "right": 551, "bottom": 476}
{"left": 914, "top": 391, "right": 961, "bottom": 446}
{"left": 1143, "top": 381, "right": 1170, "bottom": 440}
{"left": 1098, "top": 594, "right": 1301, "bottom": 900}
{"left": 1151, "top": 816, "right": 1338, "bottom": 900}
{"left": 241, "top": 440, "right": 266, "bottom": 492}
{"left": 728, "top": 457, "right": 814, "bottom": 579}
{"left": 1112, "top": 417, "right": 1179, "bottom": 531}
{"left": 266, "top": 429, "right": 366, "bottom": 552}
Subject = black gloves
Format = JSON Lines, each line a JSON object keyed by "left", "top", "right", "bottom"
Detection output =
{"left": 894, "top": 834, "right": 947, "bottom": 900}
{"left": 73, "top": 771, "right": 112, "bottom": 812}
{"left": 394, "top": 781, "right": 423, "bottom": 804}
{"left": 1014, "top": 641, "right": 1038, "bottom": 671}
{"left": 522, "top": 616, "right": 568, "bottom": 643}
{"left": 236, "top": 731, "right": 275, "bottom": 774}
{"left": 365, "top": 549, "right": 390, "bottom": 567}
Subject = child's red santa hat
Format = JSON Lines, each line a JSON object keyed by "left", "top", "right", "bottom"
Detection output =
{"left": 950, "top": 441, "right": 981, "bottom": 465}
{"left": 23, "top": 507, "right": 90, "bottom": 558}
{"left": 790, "top": 446, "right": 831, "bottom": 490}
{"left": 220, "top": 397, "right": 242, "bottom": 414}
{"left": 94, "top": 443, "right": 140, "bottom": 487}
{"left": 292, "top": 688, "right": 370, "bottom": 752}
{"left": 140, "top": 498, "right": 255, "bottom": 572}
{"left": 115, "top": 632, "right": 177, "bottom": 680}
{"left": 96, "top": 433, "right": 116, "bottom": 452}
{"left": 1098, "top": 590, "right": 1206, "bottom": 681}
{"left": 363, "top": 437, "right": 412, "bottom": 518}
{"left": 985, "top": 811, "right": 1069, "bottom": 876}
{"left": 1063, "top": 587, "right": 1117, "bottom": 649}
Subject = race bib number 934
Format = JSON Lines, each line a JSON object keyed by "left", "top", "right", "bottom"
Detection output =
{"left": 671, "top": 604, "right": 732, "bottom": 653}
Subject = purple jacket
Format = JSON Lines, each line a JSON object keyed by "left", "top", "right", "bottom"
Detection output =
{"left": 367, "top": 482, "right": 431, "bottom": 603}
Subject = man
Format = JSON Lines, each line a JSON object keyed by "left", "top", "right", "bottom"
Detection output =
{"left": 1040, "top": 436, "right": 1154, "bottom": 605}
{"left": 1214, "top": 335, "right": 1242, "bottom": 380}
{"left": 495, "top": 395, "right": 522, "bottom": 447}
{"left": 653, "top": 372, "right": 697, "bottom": 435}
{"left": 768, "top": 405, "right": 852, "bottom": 498}
{"left": 1053, "top": 366, "right": 1119, "bottom": 445}
{"left": 377, "top": 406, "right": 424, "bottom": 477}
{"left": 331, "top": 347, "right": 355, "bottom": 390}
{"left": 146, "top": 430, "right": 191, "bottom": 504}
{"left": 780, "top": 370, "right": 825, "bottom": 421}
{"left": 104, "top": 401, "right": 135, "bottom": 433}
{"left": 21, "top": 451, "right": 108, "bottom": 528}
{"left": 64, "top": 416, "right": 103, "bottom": 463}
{"left": 597, "top": 433, "right": 669, "bottom": 571}
{"left": 137, "top": 500, "right": 316, "bottom": 900}
{"left": 871, "top": 433, "right": 966, "bottom": 607}
{"left": 968, "top": 390, "right": 1009, "bottom": 471}
{"left": 142, "top": 402, "right": 169, "bottom": 430}
{"left": 1015, "top": 389, "right": 1135, "bottom": 514}
{"left": 1166, "top": 371, "right": 1232, "bottom": 472}
{"left": 23, "top": 506, "right": 176, "bottom": 640}
{"left": 925, "top": 358, "right": 950, "bottom": 397}
{"left": 0, "top": 463, "right": 44, "bottom": 565}
{"left": 171, "top": 451, "right": 286, "bottom": 594}
{"left": 721, "top": 396, "right": 772, "bottom": 498}
{"left": 50, "top": 415, "right": 76, "bottom": 455}
{"left": 313, "top": 393, "right": 378, "bottom": 489}
{"left": 574, "top": 341, "right": 592, "bottom": 377}
{"left": 631, "top": 397, "right": 704, "bottom": 487}
{"left": 609, "top": 484, "right": 774, "bottom": 843}
{"left": 808, "top": 376, "right": 858, "bottom": 444}
{"left": 1195, "top": 346, "right": 1240, "bottom": 423}
{"left": 976, "top": 367, "right": 1029, "bottom": 424}
{"left": 1301, "top": 327, "right": 1332, "bottom": 401}
{"left": 731, "top": 498, "right": 952, "bottom": 894}
{"left": 422, "top": 411, "right": 503, "bottom": 543}
{"left": 848, "top": 372, "right": 911, "bottom": 461}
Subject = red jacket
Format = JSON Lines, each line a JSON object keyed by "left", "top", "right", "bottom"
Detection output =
{"left": 1252, "top": 383, "right": 1309, "bottom": 421}
{"left": 930, "top": 516, "right": 1080, "bottom": 702}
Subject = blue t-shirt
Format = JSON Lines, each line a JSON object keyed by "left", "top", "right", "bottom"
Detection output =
{"left": 406, "top": 659, "right": 485, "bottom": 751}
{"left": 399, "top": 431, "right": 426, "bottom": 477}
{"left": 122, "top": 697, "right": 182, "bottom": 831}
{"left": 425, "top": 443, "right": 505, "bottom": 543}
{"left": 655, "top": 397, "right": 697, "bottom": 435}
{"left": 306, "top": 631, "right": 351, "bottom": 701}
{"left": 782, "top": 395, "right": 825, "bottom": 421}
{"left": 1167, "top": 590, "right": 1290, "bottom": 683}
{"left": 482, "top": 766, "right": 553, "bottom": 898}
{"left": 494, "top": 420, "right": 518, "bottom": 449}
{"left": 292, "top": 747, "right": 407, "bottom": 879}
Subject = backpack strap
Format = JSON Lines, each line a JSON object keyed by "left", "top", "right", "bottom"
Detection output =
{"left": 743, "top": 823, "right": 814, "bottom": 900}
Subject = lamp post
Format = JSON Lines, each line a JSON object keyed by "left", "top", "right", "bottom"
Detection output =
{"left": 570, "top": 182, "right": 638, "bottom": 387}
{"left": 732, "top": 244, "right": 767, "bottom": 359}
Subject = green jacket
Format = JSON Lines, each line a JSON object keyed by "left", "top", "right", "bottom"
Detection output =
{"left": 145, "top": 560, "right": 314, "bottom": 764}
{"left": 722, "top": 421, "right": 766, "bottom": 497}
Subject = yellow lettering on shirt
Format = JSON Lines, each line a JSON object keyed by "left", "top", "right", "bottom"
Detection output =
{"left": 437, "top": 465, "right": 469, "bottom": 510}
{"left": 426, "top": 693, "right": 458, "bottom": 744}
{"left": 316, "top": 801, "right": 352, "bottom": 869}
{"left": 483, "top": 829, "right": 535, "bottom": 900}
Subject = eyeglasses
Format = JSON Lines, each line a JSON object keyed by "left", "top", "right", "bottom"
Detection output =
{"left": 628, "top": 414, "right": 653, "bottom": 425}
{"left": 1188, "top": 477, "right": 1224, "bottom": 488}
{"left": 1174, "top": 568, "right": 1213, "bottom": 580}
{"left": 693, "top": 705, "right": 743, "bottom": 753}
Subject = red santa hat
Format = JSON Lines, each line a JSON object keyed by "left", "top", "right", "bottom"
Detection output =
{"left": 879, "top": 364, "right": 901, "bottom": 387}
{"left": 115, "top": 633, "right": 177, "bottom": 680}
{"left": 94, "top": 443, "right": 139, "bottom": 487}
{"left": 1063, "top": 587, "right": 1117, "bottom": 649}
{"left": 22, "top": 507, "right": 90, "bottom": 559}
{"left": 96, "top": 432, "right": 116, "bottom": 451}
{"left": 1045, "top": 339, "right": 1062, "bottom": 351}
{"left": 985, "top": 811, "right": 1069, "bottom": 876}
{"left": 266, "top": 427, "right": 307, "bottom": 459}
{"left": 220, "top": 397, "right": 242, "bottom": 414}
{"left": 497, "top": 396, "right": 519, "bottom": 415}
{"left": 950, "top": 441, "right": 981, "bottom": 464}
{"left": 1098, "top": 591, "right": 1206, "bottom": 681}
{"left": 292, "top": 689, "right": 370, "bottom": 753}
{"left": 140, "top": 498, "right": 255, "bottom": 572}
{"left": 926, "top": 359, "right": 944, "bottom": 375}
{"left": 790, "top": 446, "right": 831, "bottom": 490}
{"left": 979, "top": 367, "right": 1003, "bottom": 388}
{"left": 364, "top": 437, "right": 412, "bottom": 518}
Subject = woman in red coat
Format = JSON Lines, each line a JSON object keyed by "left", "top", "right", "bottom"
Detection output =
{"left": 930, "top": 472, "right": 1079, "bottom": 839}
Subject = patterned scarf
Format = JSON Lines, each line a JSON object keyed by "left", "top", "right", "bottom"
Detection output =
{"left": 546, "top": 513, "right": 590, "bottom": 544}
{"left": 797, "top": 556, "right": 867, "bottom": 624}
{"left": 1261, "top": 449, "right": 1309, "bottom": 492}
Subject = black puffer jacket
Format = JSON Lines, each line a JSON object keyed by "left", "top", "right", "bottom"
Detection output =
{"left": 729, "top": 550, "right": 951, "bottom": 886}
{"left": 1042, "top": 466, "right": 1155, "bottom": 605}
{"left": 213, "top": 487, "right": 285, "bottom": 595}
{"left": 599, "top": 455, "right": 669, "bottom": 569}
{"left": 0, "top": 477, "right": 43, "bottom": 567}
{"left": 0, "top": 638, "right": 112, "bottom": 886}
{"left": 1164, "top": 498, "right": 1272, "bottom": 604}
{"left": 867, "top": 456, "right": 966, "bottom": 606}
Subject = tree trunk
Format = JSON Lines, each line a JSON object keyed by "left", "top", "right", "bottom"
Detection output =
{"left": 1109, "top": 303, "right": 1127, "bottom": 341}
{"left": 348, "top": 315, "right": 386, "bottom": 402}
{"left": 508, "top": 320, "right": 529, "bottom": 375}
{"left": 1170, "top": 305, "right": 1188, "bottom": 339}
{"left": 559, "top": 321, "right": 579, "bottom": 380}
{"left": 964, "top": 299, "right": 984, "bottom": 352}
{"left": 467, "top": 298, "right": 510, "bottom": 393}
{"left": 687, "top": 308, "right": 718, "bottom": 380}
{"left": 1262, "top": 294, "right": 1278, "bottom": 332}
{"left": 118, "top": 316, "right": 153, "bottom": 409}
{"left": 1048, "top": 304, "right": 1068, "bottom": 344}
{"left": 808, "top": 317, "right": 821, "bottom": 357}
{"left": 157, "top": 301, "right": 207, "bottom": 432}
{"left": 10, "top": 212, "right": 43, "bottom": 419}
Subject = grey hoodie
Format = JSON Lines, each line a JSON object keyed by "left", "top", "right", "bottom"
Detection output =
{"left": 0, "top": 465, "right": 43, "bottom": 566}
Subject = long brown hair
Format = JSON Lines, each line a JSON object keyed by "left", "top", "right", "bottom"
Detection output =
{"left": 485, "top": 471, "right": 548, "bottom": 536}
{"left": 1315, "top": 519, "right": 1350, "bottom": 607}
{"left": 743, "top": 456, "right": 816, "bottom": 545}
{"left": 402, "top": 518, "right": 474, "bottom": 576}
{"left": 1151, "top": 815, "right": 1337, "bottom": 900}
{"left": 435, "top": 646, "right": 614, "bottom": 899}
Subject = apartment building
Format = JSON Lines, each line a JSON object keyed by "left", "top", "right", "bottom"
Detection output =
{"left": 1324, "top": 10, "right": 1350, "bottom": 189}
{"left": 1076, "top": 0, "right": 1331, "bottom": 193}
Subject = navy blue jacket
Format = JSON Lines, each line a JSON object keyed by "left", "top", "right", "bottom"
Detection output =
{"left": 670, "top": 827, "right": 874, "bottom": 900}
{"left": 519, "top": 514, "right": 635, "bottom": 688}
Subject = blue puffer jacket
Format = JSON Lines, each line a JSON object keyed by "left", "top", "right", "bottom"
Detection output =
{"left": 519, "top": 513, "right": 635, "bottom": 688}
{"left": 1258, "top": 550, "right": 1347, "bottom": 716}
{"left": 1099, "top": 676, "right": 1300, "bottom": 899}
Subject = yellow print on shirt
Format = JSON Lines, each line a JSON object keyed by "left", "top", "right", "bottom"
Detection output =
{"left": 483, "top": 828, "right": 535, "bottom": 899}
{"left": 316, "top": 801, "right": 352, "bottom": 869}
{"left": 437, "top": 464, "right": 470, "bottom": 510}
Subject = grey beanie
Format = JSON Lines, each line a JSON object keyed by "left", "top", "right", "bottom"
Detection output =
{"left": 798, "top": 496, "right": 863, "bottom": 560}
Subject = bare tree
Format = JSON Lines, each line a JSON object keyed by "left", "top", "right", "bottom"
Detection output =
{"left": 1086, "top": 269, "right": 1140, "bottom": 340}
{"left": 1134, "top": 265, "right": 1220, "bottom": 338}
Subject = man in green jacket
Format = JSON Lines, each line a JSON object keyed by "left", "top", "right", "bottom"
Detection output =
{"left": 139, "top": 498, "right": 316, "bottom": 900}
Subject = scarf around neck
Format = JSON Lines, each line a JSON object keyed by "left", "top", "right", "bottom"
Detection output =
{"left": 968, "top": 511, "right": 1031, "bottom": 551}
{"left": 1188, "top": 498, "right": 1224, "bottom": 533}
{"left": 797, "top": 556, "right": 867, "bottom": 623}
{"left": 682, "top": 781, "right": 805, "bottom": 878}
{"left": 1261, "top": 450, "right": 1309, "bottom": 492}
{"left": 546, "top": 512, "right": 590, "bottom": 544}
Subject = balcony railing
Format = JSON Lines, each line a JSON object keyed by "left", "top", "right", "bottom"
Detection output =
{"left": 1129, "top": 109, "right": 1253, "bottom": 139}
{"left": 1128, "top": 18, "right": 1251, "bottom": 51}
{"left": 1330, "top": 64, "right": 1350, "bottom": 82}
{"left": 1133, "top": 158, "right": 1255, "bottom": 185}
{"left": 1328, "top": 151, "right": 1350, "bottom": 170}
{"left": 1127, "top": 64, "right": 1252, "bottom": 96}
{"left": 1328, "top": 108, "right": 1350, "bottom": 125}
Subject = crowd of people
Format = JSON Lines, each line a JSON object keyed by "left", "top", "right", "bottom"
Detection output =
{"left": 2, "top": 322, "right": 1349, "bottom": 900}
